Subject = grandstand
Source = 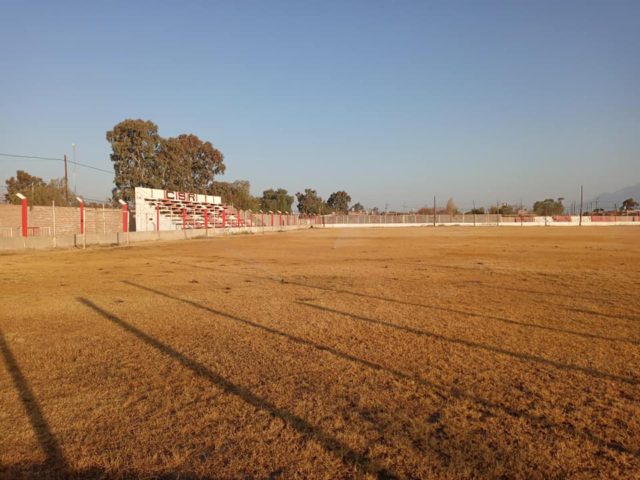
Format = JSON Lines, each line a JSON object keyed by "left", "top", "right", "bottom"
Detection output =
{"left": 134, "top": 187, "right": 243, "bottom": 231}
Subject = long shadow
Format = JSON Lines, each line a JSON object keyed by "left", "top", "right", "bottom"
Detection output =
{"left": 298, "top": 302, "right": 640, "bottom": 387}
{"left": 122, "top": 280, "right": 448, "bottom": 400}
{"left": 76, "top": 297, "right": 397, "bottom": 480}
{"left": 169, "top": 261, "right": 640, "bottom": 345}
{"left": 464, "top": 282, "right": 640, "bottom": 323}
{"left": 0, "top": 329, "right": 69, "bottom": 474}
{"left": 121, "top": 281, "right": 639, "bottom": 459}
{"left": 419, "top": 263, "right": 633, "bottom": 305}
{"left": 0, "top": 463, "right": 228, "bottom": 479}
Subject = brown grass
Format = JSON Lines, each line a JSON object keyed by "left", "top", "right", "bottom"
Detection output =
{"left": 1, "top": 227, "right": 639, "bottom": 479}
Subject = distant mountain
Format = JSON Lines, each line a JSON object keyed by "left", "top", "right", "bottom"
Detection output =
{"left": 591, "top": 183, "right": 640, "bottom": 202}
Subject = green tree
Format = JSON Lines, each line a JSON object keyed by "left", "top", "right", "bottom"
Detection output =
{"left": 296, "top": 189, "right": 326, "bottom": 214}
{"left": 490, "top": 203, "right": 515, "bottom": 215}
{"left": 466, "top": 207, "right": 485, "bottom": 214}
{"left": 260, "top": 188, "right": 294, "bottom": 212}
{"left": 4, "top": 170, "right": 75, "bottom": 206}
{"left": 106, "top": 119, "right": 226, "bottom": 203}
{"left": 212, "top": 180, "right": 259, "bottom": 210}
{"left": 327, "top": 191, "right": 351, "bottom": 213}
{"left": 622, "top": 198, "right": 638, "bottom": 211}
{"left": 350, "top": 202, "right": 365, "bottom": 213}
{"left": 445, "top": 198, "right": 459, "bottom": 215}
{"left": 106, "top": 119, "right": 163, "bottom": 203}
{"left": 532, "top": 198, "right": 565, "bottom": 216}
{"left": 159, "top": 134, "right": 225, "bottom": 192}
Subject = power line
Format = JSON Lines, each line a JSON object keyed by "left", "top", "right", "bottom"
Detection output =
{"left": 0, "top": 152, "right": 113, "bottom": 175}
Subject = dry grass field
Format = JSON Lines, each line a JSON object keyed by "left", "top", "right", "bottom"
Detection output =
{"left": 1, "top": 227, "right": 639, "bottom": 479}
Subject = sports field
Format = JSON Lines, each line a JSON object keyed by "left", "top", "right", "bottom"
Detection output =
{"left": 1, "top": 227, "right": 639, "bottom": 479}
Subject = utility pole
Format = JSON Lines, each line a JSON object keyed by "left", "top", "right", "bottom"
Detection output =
{"left": 63, "top": 154, "right": 69, "bottom": 203}
{"left": 579, "top": 185, "right": 583, "bottom": 226}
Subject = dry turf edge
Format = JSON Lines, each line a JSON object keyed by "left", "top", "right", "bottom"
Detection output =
{"left": 1, "top": 227, "right": 639, "bottom": 478}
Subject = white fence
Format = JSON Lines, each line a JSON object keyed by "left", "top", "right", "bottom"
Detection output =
{"left": 320, "top": 214, "right": 640, "bottom": 227}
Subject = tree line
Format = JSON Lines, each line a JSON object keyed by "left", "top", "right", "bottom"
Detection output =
{"left": 4, "top": 118, "right": 639, "bottom": 215}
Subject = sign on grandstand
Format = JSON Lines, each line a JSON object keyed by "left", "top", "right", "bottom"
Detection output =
{"left": 134, "top": 187, "right": 222, "bottom": 232}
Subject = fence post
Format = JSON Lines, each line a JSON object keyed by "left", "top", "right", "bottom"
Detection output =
{"left": 75, "top": 197, "right": 85, "bottom": 249}
{"left": 15, "top": 193, "right": 28, "bottom": 237}
{"left": 78, "top": 199, "right": 85, "bottom": 235}
{"left": 118, "top": 200, "right": 128, "bottom": 234}
{"left": 52, "top": 201, "right": 56, "bottom": 248}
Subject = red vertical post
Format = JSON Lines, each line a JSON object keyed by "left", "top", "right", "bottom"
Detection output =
{"left": 79, "top": 201, "right": 85, "bottom": 234}
{"left": 279, "top": 211, "right": 282, "bottom": 226}
{"left": 182, "top": 208, "right": 186, "bottom": 230}
{"left": 156, "top": 205, "right": 160, "bottom": 232}
{"left": 222, "top": 208, "right": 227, "bottom": 227}
{"left": 270, "top": 211, "right": 274, "bottom": 226}
{"left": 204, "top": 209, "right": 209, "bottom": 230}
{"left": 122, "top": 204, "right": 128, "bottom": 233}
{"left": 21, "top": 198, "right": 28, "bottom": 237}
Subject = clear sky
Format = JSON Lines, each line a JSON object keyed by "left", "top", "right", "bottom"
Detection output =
{"left": 1, "top": 0, "right": 638, "bottom": 211}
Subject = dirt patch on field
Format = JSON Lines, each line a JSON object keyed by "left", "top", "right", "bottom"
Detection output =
{"left": 1, "top": 227, "right": 639, "bottom": 478}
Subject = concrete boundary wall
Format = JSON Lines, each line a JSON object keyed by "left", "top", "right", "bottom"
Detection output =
{"left": 0, "top": 224, "right": 312, "bottom": 252}
{"left": 0, "top": 204, "right": 122, "bottom": 237}
{"left": 1, "top": 218, "right": 639, "bottom": 252}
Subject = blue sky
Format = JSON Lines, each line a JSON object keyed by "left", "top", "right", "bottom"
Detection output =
{"left": 1, "top": 0, "right": 638, "bottom": 210}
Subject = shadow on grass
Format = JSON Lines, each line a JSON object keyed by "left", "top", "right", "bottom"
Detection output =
{"left": 0, "top": 464, "right": 227, "bottom": 479}
{"left": 0, "top": 330, "right": 240, "bottom": 479}
{"left": 170, "top": 261, "right": 640, "bottom": 344}
{"left": 298, "top": 301, "right": 639, "bottom": 386}
{"left": 76, "top": 297, "right": 397, "bottom": 480}
{"left": 121, "top": 281, "right": 639, "bottom": 460}
{"left": 0, "top": 329, "right": 68, "bottom": 476}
